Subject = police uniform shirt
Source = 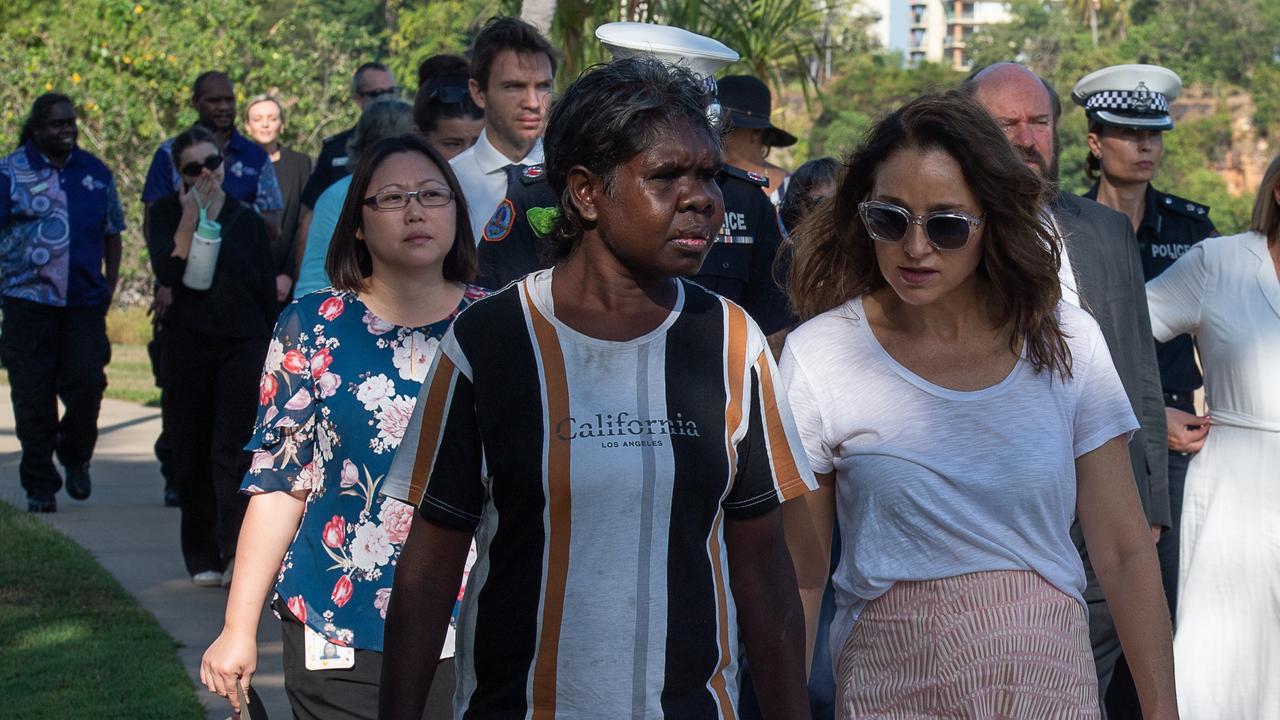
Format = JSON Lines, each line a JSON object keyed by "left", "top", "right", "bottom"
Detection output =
{"left": 300, "top": 127, "right": 354, "bottom": 210}
{"left": 1084, "top": 182, "right": 1217, "bottom": 394}
{"left": 696, "top": 164, "right": 794, "bottom": 335}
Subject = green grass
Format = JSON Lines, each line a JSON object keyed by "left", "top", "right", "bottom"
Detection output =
{"left": 0, "top": 503, "right": 203, "bottom": 719}
{"left": 0, "top": 343, "right": 161, "bottom": 407}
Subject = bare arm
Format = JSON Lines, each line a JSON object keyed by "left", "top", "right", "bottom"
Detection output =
{"left": 379, "top": 513, "right": 472, "bottom": 720}
{"left": 103, "top": 233, "right": 122, "bottom": 301}
{"left": 1077, "top": 436, "right": 1177, "bottom": 719}
{"left": 200, "top": 490, "right": 306, "bottom": 712}
{"left": 781, "top": 470, "right": 834, "bottom": 672}
{"left": 726, "top": 508, "right": 812, "bottom": 719}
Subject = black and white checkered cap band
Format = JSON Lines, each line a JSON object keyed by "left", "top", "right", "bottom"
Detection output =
{"left": 1084, "top": 89, "right": 1169, "bottom": 115}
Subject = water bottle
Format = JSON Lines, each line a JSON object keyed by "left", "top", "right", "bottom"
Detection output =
{"left": 182, "top": 215, "right": 222, "bottom": 291}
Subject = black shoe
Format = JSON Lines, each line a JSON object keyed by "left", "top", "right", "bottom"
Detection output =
{"left": 65, "top": 464, "right": 92, "bottom": 501}
{"left": 27, "top": 496, "right": 57, "bottom": 513}
{"left": 163, "top": 487, "right": 180, "bottom": 507}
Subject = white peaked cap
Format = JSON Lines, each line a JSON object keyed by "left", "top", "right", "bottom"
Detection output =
{"left": 595, "top": 22, "right": 739, "bottom": 78}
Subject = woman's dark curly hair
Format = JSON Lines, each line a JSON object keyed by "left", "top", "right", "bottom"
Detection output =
{"left": 788, "top": 91, "right": 1073, "bottom": 379}
{"left": 542, "top": 57, "right": 720, "bottom": 260}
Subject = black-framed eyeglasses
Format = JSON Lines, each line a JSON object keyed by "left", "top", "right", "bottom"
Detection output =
{"left": 360, "top": 86, "right": 400, "bottom": 100}
{"left": 180, "top": 153, "right": 223, "bottom": 177}
{"left": 427, "top": 85, "right": 469, "bottom": 104}
{"left": 363, "top": 187, "right": 455, "bottom": 211}
{"left": 858, "top": 200, "right": 984, "bottom": 251}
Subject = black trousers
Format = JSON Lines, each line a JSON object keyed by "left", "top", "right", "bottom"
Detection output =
{"left": 161, "top": 325, "right": 265, "bottom": 575}
{"left": 146, "top": 327, "right": 174, "bottom": 489}
{"left": 0, "top": 298, "right": 110, "bottom": 501}
{"left": 278, "top": 601, "right": 455, "bottom": 719}
{"left": 1103, "top": 444, "right": 1194, "bottom": 719}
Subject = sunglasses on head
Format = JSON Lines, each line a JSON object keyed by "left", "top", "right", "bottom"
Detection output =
{"left": 858, "top": 200, "right": 984, "bottom": 251}
{"left": 180, "top": 153, "right": 223, "bottom": 177}
{"left": 427, "top": 85, "right": 469, "bottom": 104}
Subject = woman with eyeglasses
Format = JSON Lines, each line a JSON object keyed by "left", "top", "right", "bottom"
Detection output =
{"left": 200, "top": 133, "right": 484, "bottom": 719}
{"left": 145, "top": 126, "right": 277, "bottom": 588}
{"left": 413, "top": 54, "right": 485, "bottom": 161}
{"left": 294, "top": 99, "right": 415, "bottom": 296}
{"left": 781, "top": 93, "right": 1176, "bottom": 718}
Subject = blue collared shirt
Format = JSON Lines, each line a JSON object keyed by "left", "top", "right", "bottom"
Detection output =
{"left": 0, "top": 141, "right": 126, "bottom": 307}
{"left": 141, "top": 128, "right": 284, "bottom": 213}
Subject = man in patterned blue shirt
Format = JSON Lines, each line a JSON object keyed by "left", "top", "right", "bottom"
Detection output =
{"left": 0, "top": 93, "right": 125, "bottom": 513}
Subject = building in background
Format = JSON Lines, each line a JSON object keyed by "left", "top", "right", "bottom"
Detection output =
{"left": 869, "top": 0, "right": 1011, "bottom": 70}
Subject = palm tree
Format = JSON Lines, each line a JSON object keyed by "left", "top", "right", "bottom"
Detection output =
{"left": 1062, "top": 0, "right": 1133, "bottom": 45}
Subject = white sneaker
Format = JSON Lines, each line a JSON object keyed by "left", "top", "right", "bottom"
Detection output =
{"left": 192, "top": 570, "right": 223, "bottom": 587}
{"left": 221, "top": 558, "right": 235, "bottom": 588}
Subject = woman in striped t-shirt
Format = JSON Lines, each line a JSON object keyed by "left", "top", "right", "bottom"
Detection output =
{"left": 378, "top": 58, "right": 817, "bottom": 720}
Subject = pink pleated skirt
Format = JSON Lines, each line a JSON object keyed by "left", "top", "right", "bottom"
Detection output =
{"left": 836, "top": 570, "right": 1099, "bottom": 719}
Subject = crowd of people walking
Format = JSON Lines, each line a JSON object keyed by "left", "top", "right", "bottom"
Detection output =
{"left": 2, "top": 14, "right": 1276, "bottom": 720}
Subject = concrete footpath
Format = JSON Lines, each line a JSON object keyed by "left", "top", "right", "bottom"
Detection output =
{"left": 0, "top": 391, "right": 289, "bottom": 720}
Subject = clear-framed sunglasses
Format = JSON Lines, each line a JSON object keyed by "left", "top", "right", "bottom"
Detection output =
{"left": 363, "top": 187, "right": 455, "bottom": 211}
{"left": 857, "top": 200, "right": 984, "bottom": 251}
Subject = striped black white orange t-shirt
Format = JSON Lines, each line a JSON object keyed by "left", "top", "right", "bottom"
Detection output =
{"left": 382, "top": 268, "right": 815, "bottom": 719}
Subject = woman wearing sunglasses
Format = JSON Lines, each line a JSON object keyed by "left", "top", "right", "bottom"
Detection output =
{"left": 146, "top": 126, "right": 278, "bottom": 587}
{"left": 200, "top": 133, "right": 484, "bottom": 718}
{"left": 781, "top": 92, "right": 1176, "bottom": 718}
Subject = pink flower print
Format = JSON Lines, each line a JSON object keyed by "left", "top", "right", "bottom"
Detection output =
{"left": 378, "top": 497, "right": 414, "bottom": 544}
{"left": 296, "top": 461, "right": 324, "bottom": 491}
{"left": 340, "top": 459, "right": 359, "bottom": 488}
{"left": 286, "top": 595, "right": 307, "bottom": 623}
{"left": 264, "top": 339, "right": 285, "bottom": 375}
{"left": 363, "top": 310, "right": 395, "bottom": 336}
{"left": 318, "top": 296, "right": 345, "bottom": 321}
{"left": 310, "top": 348, "right": 334, "bottom": 380}
{"left": 259, "top": 374, "right": 279, "bottom": 406}
{"left": 374, "top": 587, "right": 392, "bottom": 620}
{"left": 349, "top": 522, "right": 394, "bottom": 572}
{"left": 316, "top": 372, "right": 342, "bottom": 399}
{"left": 331, "top": 575, "right": 354, "bottom": 608}
{"left": 374, "top": 395, "right": 416, "bottom": 448}
{"left": 322, "top": 515, "right": 346, "bottom": 548}
{"left": 250, "top": 450, "right": 274, "bottom": 472}
{"left": 284, "top": 387, "right": 312, "bottom": 411}
{"left": 282, "top": 349, "right": 307, "bottom": 375}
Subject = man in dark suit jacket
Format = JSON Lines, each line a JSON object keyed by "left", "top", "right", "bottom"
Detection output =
{"left": 965, "top": 63, "right": 1170, "bottom": 710}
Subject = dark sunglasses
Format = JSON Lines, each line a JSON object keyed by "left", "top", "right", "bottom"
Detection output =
{"left": 180, "top": 153, "right": 223, "bottom": 177}
{"left": 427, "top": 85, "right": 469, "bottom": 104}
{"left": 858, "top": 200, "right": 984, "bottom": 251}
{"left": 360, "top": 86, "right": 400, "bottom": 100}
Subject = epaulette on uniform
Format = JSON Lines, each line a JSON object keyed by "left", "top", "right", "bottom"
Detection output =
{"left": 1160, "top": 191, "right": 1211, "bottom": 220}
{"left": 720, "top": 164, "right": 770, "bottom": 188}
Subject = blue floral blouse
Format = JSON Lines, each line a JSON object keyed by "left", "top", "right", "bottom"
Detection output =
{"left": 241, "top": 285, "right": 487, "bottom": 652}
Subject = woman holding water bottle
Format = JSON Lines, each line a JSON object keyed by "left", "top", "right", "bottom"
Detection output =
{"left": 146, "top": 125, "right": 277, "bottom": 588}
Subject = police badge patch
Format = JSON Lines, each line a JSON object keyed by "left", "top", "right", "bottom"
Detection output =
{"left": 483, "top": 198, "right": 515, "bottom": 242}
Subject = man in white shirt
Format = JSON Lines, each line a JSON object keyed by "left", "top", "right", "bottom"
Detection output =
{"left": 964, "top": 62, "right": 1170, "bottom": 717}
{"left": 452, "top": 17, "right": 557, "bottom": 241}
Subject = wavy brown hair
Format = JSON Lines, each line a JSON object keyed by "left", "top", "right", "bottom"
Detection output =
{"left": 788, "top": 91, "right": 1073, "bottom": 379}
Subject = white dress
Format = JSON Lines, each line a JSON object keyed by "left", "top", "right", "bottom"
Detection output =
{"left": 1145, "top": 231, "right": 1280, "bottom": 719}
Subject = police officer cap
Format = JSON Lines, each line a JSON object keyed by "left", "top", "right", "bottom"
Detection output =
{"left": 595, "top": 22, "right": 739, "bottom": 78}
{"left": 1071, "top": 64, "right": 1182, "bottom": 131}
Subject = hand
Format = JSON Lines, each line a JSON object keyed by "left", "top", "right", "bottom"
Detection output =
{"left": 1151, "top": 525, "right": 1162, "bottom": 544}
{"left": 195, "top": 174, "right": 226, "bottom": 221}
{"left": 1166, "top": 406, "right": 1210, "bottom": 453}
{"left": 149, "top": 285, "right": 173, "bottom": 320}
{"left": 200, "top": 629, "right": 257, "bottom": 714}
{"left": 275, "top": 274, "right": 293, "bottom": 303}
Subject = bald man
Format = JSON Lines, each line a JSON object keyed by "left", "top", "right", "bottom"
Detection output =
{"left": 964, "top": 63, "right": 1170, "bottom": 713}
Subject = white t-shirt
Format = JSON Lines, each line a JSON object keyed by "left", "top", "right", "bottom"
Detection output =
{"left": 780, "top": 295, "right": 1138, "bottom": 664}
